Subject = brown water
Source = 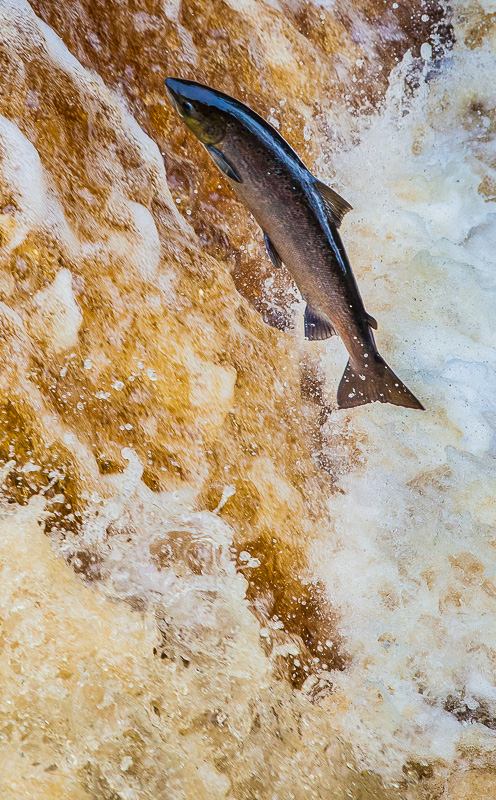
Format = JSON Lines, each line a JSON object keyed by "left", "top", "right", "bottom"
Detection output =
{"left": 1, "top": 0, "right": 496, "bottom": 797}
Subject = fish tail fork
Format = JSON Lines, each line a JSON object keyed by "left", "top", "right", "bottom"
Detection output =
{"left": 337, "top": 355, "right": 424, "bottom": 410}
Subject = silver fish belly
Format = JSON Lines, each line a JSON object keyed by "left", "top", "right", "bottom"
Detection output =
{"left": 165, "top": 77, "right": 424, "bottom": 411}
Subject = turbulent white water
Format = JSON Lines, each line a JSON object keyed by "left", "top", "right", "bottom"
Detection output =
{"left": 69, "top": 21, "right": 496, "bottom": 780}
{"left": 3, "top": 0, "right": 496, "bottom": 793}
{"left": 310, "top": 22, "right": 496, "bottom": 776}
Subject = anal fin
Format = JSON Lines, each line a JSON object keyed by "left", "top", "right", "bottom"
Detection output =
{"left": 304, "top": 306, "right": 336, "bottom": 340}
{"left": 264, "top": 232, "right": 283, "bottom": 269}
{"left": 366, "top": 313, "right": 378, "bottom": 330}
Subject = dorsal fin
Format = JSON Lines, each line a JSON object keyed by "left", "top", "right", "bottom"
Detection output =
{"left": 314, "top": 179, "right": 352, "bottom": 227}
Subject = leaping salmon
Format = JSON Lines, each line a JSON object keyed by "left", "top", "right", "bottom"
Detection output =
{"left": 165, "top": 77, "right": 424, "bottom": 411}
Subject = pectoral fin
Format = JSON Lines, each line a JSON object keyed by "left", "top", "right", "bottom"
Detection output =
{"left": 205, "top": 145, "right": 242, "bottom": 183}
{"left": 263, "top": 232, "right": 283, "bottom": 269}
{"left": 304, "top": 306, "right": 337, "bottom": 340}
{"left": 314, "top": 179, "right": 352, "bottom": 227}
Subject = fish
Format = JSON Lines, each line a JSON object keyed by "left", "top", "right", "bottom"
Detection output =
{"left": 165, "top": 77, "right": 424, "bottom": 410}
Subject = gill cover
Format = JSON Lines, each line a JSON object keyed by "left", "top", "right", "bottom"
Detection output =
{"left": 165, "top": 78, "right": 226, "bottom": 145}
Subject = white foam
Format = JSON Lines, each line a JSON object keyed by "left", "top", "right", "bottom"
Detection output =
{"left": 312, "top": 33, "right": 496, "bottom": 775}
{"left": 32, "top": 269, "right": 83, "bottom": 354}
{"left": 0, "top": 115, "right": 46, "bottom": 256}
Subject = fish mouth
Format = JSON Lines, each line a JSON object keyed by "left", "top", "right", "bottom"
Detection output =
{"left": 165, "top": 77, "right": 187, "bottom": 114}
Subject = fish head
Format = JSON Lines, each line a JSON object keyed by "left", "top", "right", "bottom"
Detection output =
{"left": 165, "top": 78, "right": 228, "bottom": 145}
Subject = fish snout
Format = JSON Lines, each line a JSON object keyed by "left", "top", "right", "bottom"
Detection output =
{"left": 165, "top": 77, "right": 182, "bottom": 98}
{"left": 165, "top": 77, "right": 184, "bottom": 112}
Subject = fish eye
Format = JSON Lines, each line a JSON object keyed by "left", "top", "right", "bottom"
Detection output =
{"left": 181, "top": 100, "right": 194, "bottom": 114}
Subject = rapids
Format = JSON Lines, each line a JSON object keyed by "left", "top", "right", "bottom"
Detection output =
{"left": 0, "top": 0, "right": 495, "bottom": 797}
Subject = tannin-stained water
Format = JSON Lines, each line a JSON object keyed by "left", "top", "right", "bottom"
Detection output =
{"left": 1, "top": 0, "right": 495, "bottom": 797}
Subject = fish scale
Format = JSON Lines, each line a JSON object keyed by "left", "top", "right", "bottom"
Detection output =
{"left": 165, "top": 77, "right": 424, "bottom": 411}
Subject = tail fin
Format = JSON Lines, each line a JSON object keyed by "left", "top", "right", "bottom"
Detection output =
{"left": 337, "top": 355, "right": 424, "bottom": 410}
